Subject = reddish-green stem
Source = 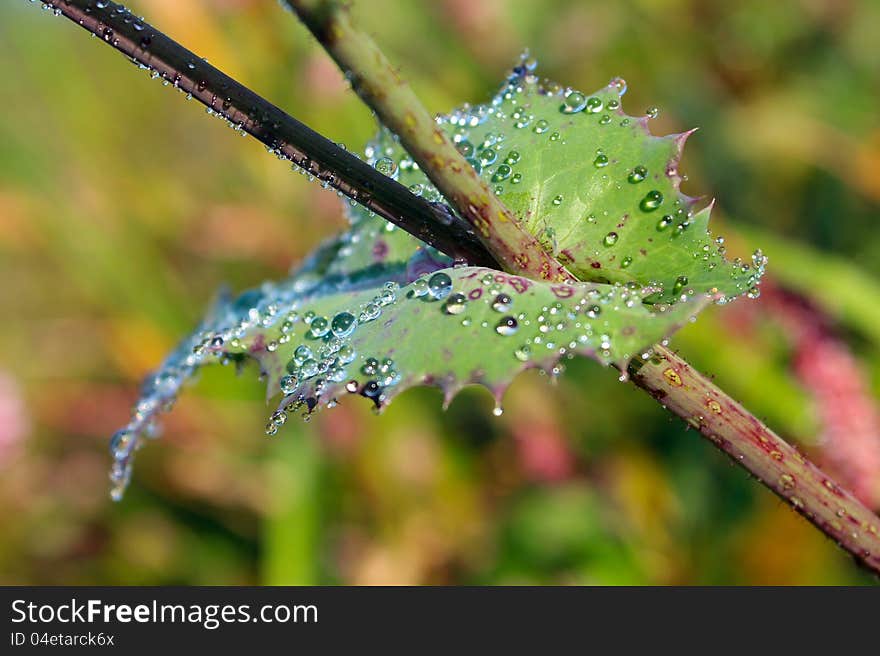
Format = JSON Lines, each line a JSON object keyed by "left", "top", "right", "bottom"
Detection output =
{"left": 283, "top": 0, "right": 574, "bottom": 283}
{"left": 287, "top": 0, "right": 880, "bottom": 573}
{"left": 630, "top": 346, "right": 880, "bottom": 571}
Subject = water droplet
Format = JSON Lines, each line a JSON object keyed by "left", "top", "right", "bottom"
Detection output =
{"left": 628, "top": 166, "right": 647, "bottom": 183}
{"left": 292, "top": 345, "right": 313, "bottom": 367}
{"left": 443, "top": 293, "right": 468, "bottom": 315}
{"left": 492, "top": 164, "right": 512, "bottom": 182}
{"left": 621, "top": 256, "right": 633, "bottom": 268}
{"left": 603, "top": 232, "right": 619, "bottom": 246}
{"left": 374, "top": 156, "right": 398, "bottom": 179}
{"left": 672, "top": 276, "right": 688, "bottom": 295}
{"left": 479, "top": 148, "right": 497, "bottom": 166}
{"left": 496, "top": 316, "right": 519, "bottom": 336}
{"left": 514, "top": 345, "right": 531, "bottom": 362}
{"left": 456, "top": 140, "right": 474, "bottom": 157}
{"left": 640, "top": 190, "right": 663, "bottom": 212}
{"left": 337, "top": 345, "right": 356, "bottom": 364}
{"left": 593, "top": 153, "right": 609, "bottom": 168}
{"left": 280, "top": 374, "right": 299, "bottom": 395}
{"left": 359, "top": 303, "right": 381, "bottom": 322}
{"left": 533, "top": 119, "right": 549, "bottom": 134}
{"left": 561, "top": 91, "right": 587, "bottom": 113}
{"left": 309, "top": 316, "right": 330, "bottom": 338}
{"left": 411, "top": 278, "right": 429, "bottom": 297}
{"left": 362, "top": 380, "right": 382, "bottom": 398}
{"left": 330, "top": 311, "right": 357, "bottom": 338}
{"left": 552, "top": 195, "right": 563, "bottom": 206}
{"left": 646, "top": 106, "right": 659, "bottom": 119}
{"left": 110, "top": 430, "right": 133, "bottom": 459}
{"left": 492, "top": 293, "right": 513, "bottom": 312}
{"left": 427, "top": 272, "right": 453, "bottom": 300}
{"left": 585, "top": 97, "right": 603, "bottom": 113}
{"left": 657, "top": 215, "right": 673, "bottom": 231}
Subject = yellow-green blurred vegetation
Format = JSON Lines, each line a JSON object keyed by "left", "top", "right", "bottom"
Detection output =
{"left": 1, "top": 0, "right": 878, "bottom": 584}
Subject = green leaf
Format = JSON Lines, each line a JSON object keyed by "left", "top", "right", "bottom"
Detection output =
{"left": 107, "top": 63, "right": 758, "bottom": 499}
{"left": 108, "top": 259, "right": 704, "bottom": 499}
{"left": 352, "top": 64, "right": 766, "bottom": 302}
{"left": 234, "top": 267, "right": 705, "bottom": 430}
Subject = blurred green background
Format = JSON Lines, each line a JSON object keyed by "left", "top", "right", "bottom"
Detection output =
{"left": 1, "top": 0, "right": 879, "bottom": 585}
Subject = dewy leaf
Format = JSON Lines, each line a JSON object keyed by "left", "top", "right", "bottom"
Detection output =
{"left": 353, "top": 61, "right": 766, "bottom": 302}
{"left": 107, "top": 62, "right": 757, "bottom": 499}
{"left": 108, "top": 259, "right": 705, "bottom": 499}
{"left": 241, "top": 267, "right": 705, "bottom": 423}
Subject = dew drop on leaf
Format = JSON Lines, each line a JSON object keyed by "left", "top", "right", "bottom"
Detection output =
{"left": 640, "top": 190, "right": 663, "bottom": 212}
{"left": 410, "top": 278, "right": 429, "bottom": 297}
{"left": 628, "top": 165, "right": 647, "bottom": 183}
{"left": 492, "top": 164, "right": 512, "bottom": 182}
{"left": 585, "top": 97, "right": 604, "bottom": 113}
{"left": 359, "top": 302, "right": 381, "bottom": 322}
{"left": 456, "top": 140, "right": 474, "bottom": 157}
{"left": 492, "top": 293, "right": 513, "bottom": 312}
{"left": 109, "top": 430, "right": 133, "bottom": 460}
{"left": 495, "top": 316, "right": 519, "bottom": 336}
{"left": 561, "top": 91, "right": 587, "bottom": 114}
{"left": 479, "top": 148, "right": 497, "bottom": 166}
{"left": 443, "top": 293, "right": 468, "bottom": 315}
{"left": 330, "top": 311, "right": 357, "bottom": 338}
{"left": 427, "top": 272, "right": 453, "bottom": 300}
{"left": 309, "top": 316, "right": 330, "bottom": 338}
{"left": 673, "top": 275, "right": 689, "bottom": 295}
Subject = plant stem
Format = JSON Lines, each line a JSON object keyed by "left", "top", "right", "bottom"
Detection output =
{"left": 41, "top": 0, "right": 496, "bottom": 268}
{"left": 282, "top": 0, "right": 574, "bottom": 283}
{"left": 629, "top": 345, "right": 880, "bottom": 571}
{"left": 285, "top": 0, "right": 880, "bottom": 572}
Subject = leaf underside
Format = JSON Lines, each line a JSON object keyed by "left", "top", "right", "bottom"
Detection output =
{"left": 108, "top": 62, "right": 762, "bottom": 499}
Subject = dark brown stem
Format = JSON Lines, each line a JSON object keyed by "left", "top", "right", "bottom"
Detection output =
{"left": 41, "top": 0, "right": 496, "bottom": 267}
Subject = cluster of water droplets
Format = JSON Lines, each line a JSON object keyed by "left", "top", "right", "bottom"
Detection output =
{"left": 431, "top": 55, "right": 765, "bottom": 304}
{"left": 263, "top": 266, "right": 683, "bottom": 422}
{"left": 267, "top": 281, "right": 403, "bottom": 434}
{"left": 106, "top": 237, "right": 416, "bottom": 501}
{"left": 103, "top": 49, "right": 766, "bottom": 500}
